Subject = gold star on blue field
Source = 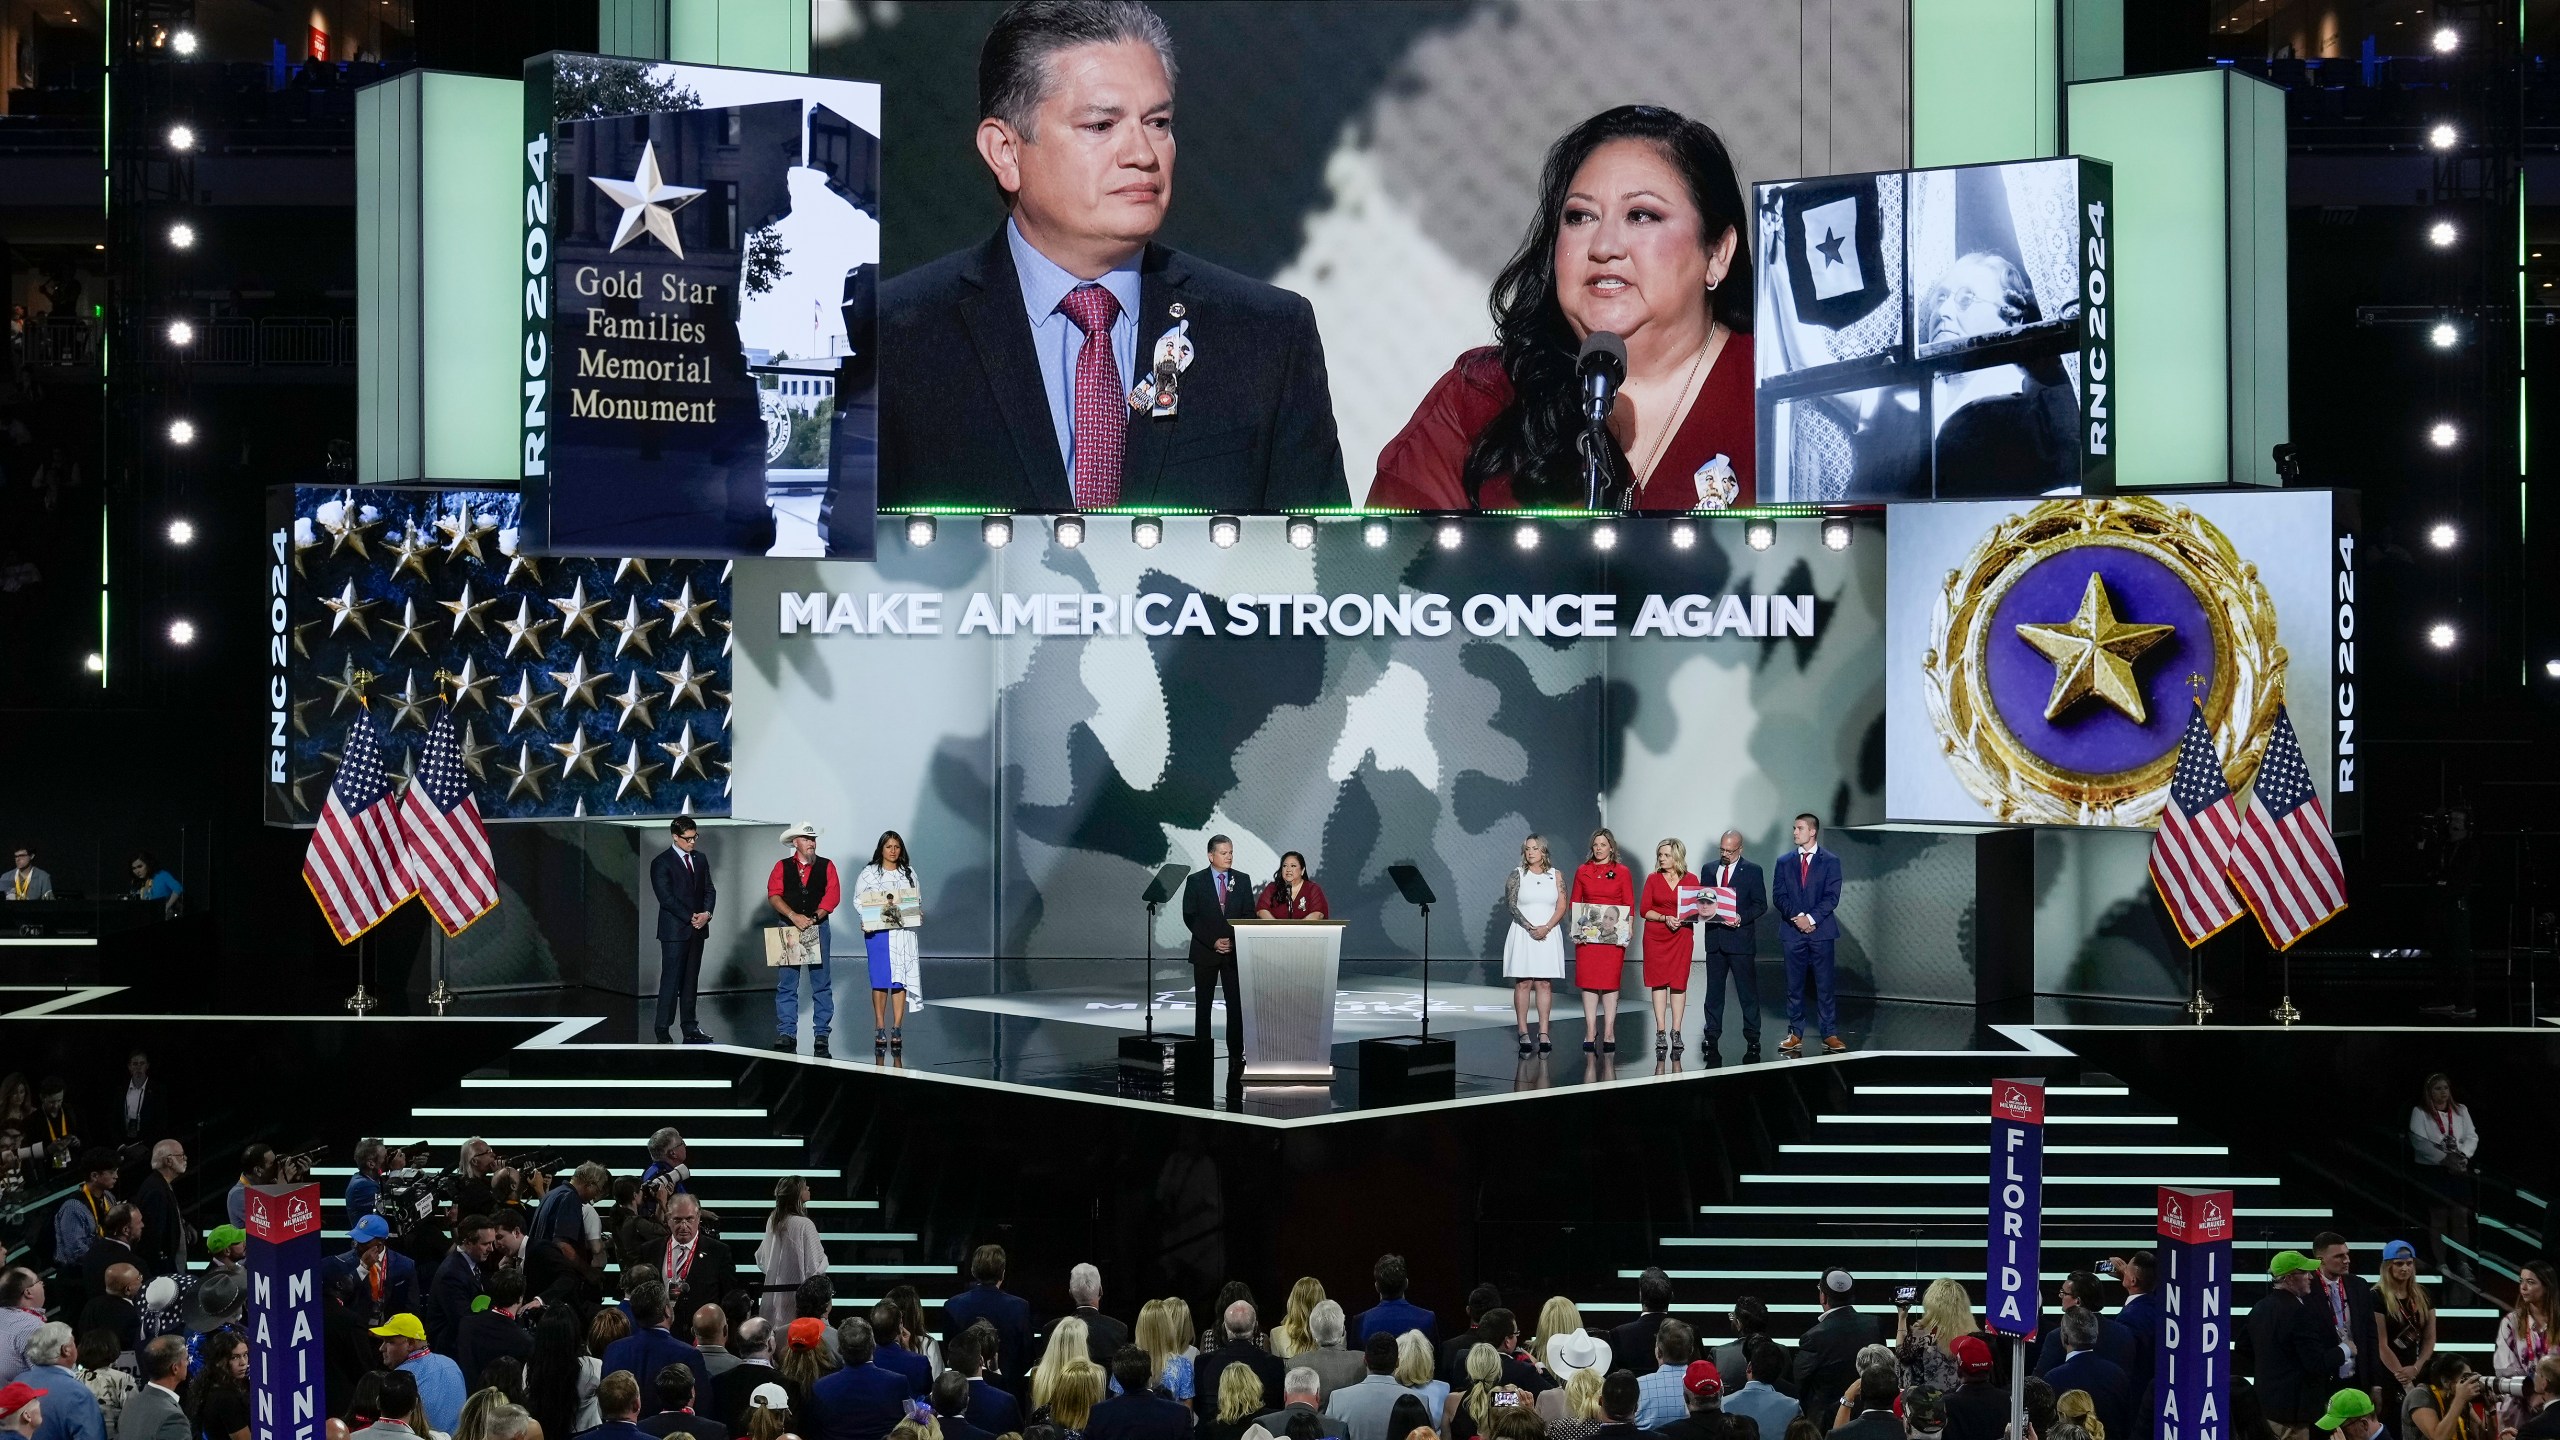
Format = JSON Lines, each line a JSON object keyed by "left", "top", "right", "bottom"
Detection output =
{"left": 2013, "top": 572, "right": 2174, "bottom": 725}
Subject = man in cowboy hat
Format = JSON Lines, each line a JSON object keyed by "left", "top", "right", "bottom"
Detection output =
{"left": 766, "top": 823, "right": 839, "bottom": 1057}
{"left": 185, "top": 1270, "right": 246, "bottom": 1336}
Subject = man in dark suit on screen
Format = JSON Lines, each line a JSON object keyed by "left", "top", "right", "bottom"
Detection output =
{"left": 651, "top": 818, "right": 717, "bottom": 1045}
{"left": 1699, "top": 829, "right": 1767, "bottom": 1061}
{"left": 1770, "top": 813, "right": 1844, "bottom": 1055}
{"left": 1181, "top": 835, "right": 1254, "bottom": 1060}
{"left": 878, "top": 0, "right": 1348, "bottom": 514}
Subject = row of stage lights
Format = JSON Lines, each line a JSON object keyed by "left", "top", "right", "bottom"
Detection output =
{"left": 2413, "top": 20, "right": 2504, "bottom": 670}
{"left": 902, "top": 512, "right": 1858, "bottom": 554}
{"left": 144, "top": 28, "right": 203, "bottom": 665}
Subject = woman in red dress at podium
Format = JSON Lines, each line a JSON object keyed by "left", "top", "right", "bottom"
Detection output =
{"left": 1639, "top": 838, "right": 1700, "bottom": 1059}
{"left": 1569, "top": 829, "right": 1634, "bottom": 1052}
{"left": 1256, "top": 852, "right": 1330, "bottom": 919}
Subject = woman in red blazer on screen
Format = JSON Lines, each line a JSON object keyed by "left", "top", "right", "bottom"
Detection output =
{"left": 1639, "top": 837, "right": 1701, "bottom": 1059}
{"left": 1368, "top": 105, "right": 1754, "bottom": 514}
{"left": 1256, "top": 852, "right": 1329, "bottom": 919}
{"left": 1569, "top": 828, "right": 1635, "bottom": 1052}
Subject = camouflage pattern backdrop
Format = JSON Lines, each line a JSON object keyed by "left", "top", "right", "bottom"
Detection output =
{"left": 731, "top": 516, "right": 1886, "bottom": 963}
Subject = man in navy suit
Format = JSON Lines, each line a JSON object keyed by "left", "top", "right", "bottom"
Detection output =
{"left": 1770, "top": 813, "right": 1845, "bottom": 1054}
{"left": 1699, "top": 829, "right": 1768, "bottom": 1060}
{"left": 601, "top": 1280, "right": 714, "bottom": 1419}
{"left": 651, "top": 817, "right": 716, "bottom": 1045}
{"left": 943, "top": 1245, "right": 1034, "bottom": 1399}
{"left": 1087, "top": 1346, "right": 1194, "bottom": 1440}
{"left": 322, "top": 1214, "right": 418, "bottom": 1330}
{"left": 424, "top": 1211, "right": 492, "bottom": 1355}
{"left": 878, "top": 1, "right": 1348, "bottom": 514}
{"left": 1180, "top": 835, "right": 1256, "bottom": 1059}
{"left": 2043, "top": 1307, "right": 2135, "bottom": 1440}
{"left": 813, "top": 1317, "right": 913, "bottom": 1440}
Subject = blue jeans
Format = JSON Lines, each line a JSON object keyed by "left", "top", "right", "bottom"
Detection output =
{"left": 776, "top": 919, "right": 833, "bottom": 1039}
{"left": 1783, "top": 933, "right": 1836, "bottom": 1037}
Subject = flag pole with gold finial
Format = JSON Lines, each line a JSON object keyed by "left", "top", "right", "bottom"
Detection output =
{"left": 2182, "top": 672, "right": 2215, "bottom": 1026}
{"left": 346, "top": 670, "right": 382, "bottom": 1017}
{"left": 426, "top": 667, "right": 456, "bottom": 1017}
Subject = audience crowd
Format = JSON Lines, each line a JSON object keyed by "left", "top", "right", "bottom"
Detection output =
{"left": 0, "top": 1094, "right": 2544, "bottom": 1440}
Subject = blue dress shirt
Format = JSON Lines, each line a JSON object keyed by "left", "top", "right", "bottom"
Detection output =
{"left": 1007, "top": 219, "right": 1141, "bottom": 480}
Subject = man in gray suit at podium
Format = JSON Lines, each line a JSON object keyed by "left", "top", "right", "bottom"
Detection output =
{"left": 1181, "top": 835, "right": 1254, "bottom": 1060}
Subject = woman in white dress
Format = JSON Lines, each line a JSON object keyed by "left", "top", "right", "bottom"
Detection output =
{"left": 855, "top": 831, "right": 924, "bottom": 1052}
{"left": 756, "top": 1175, "right": 827, "bottom": 1332}
{"left": 1502, "top": 833, "right": 1569, "bottom": 1055}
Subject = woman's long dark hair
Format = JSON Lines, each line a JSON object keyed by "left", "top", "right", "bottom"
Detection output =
{"left": 1463, "top": 104, "right": 1753, "bottom": 506}
{"left": 870, "top": 831, "right": 915, "bottom": 884}
{"left": 524, "top": 1314, "right": 584, "bottom": 1440}
{"left": 186, "top": 1330, "right": 246, "bottom": 1423}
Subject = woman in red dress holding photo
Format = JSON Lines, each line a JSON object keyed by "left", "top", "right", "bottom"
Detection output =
{"left": 1639, "top": 838, "right": 1700, "bottom": 1059}
{"left": 1256, "top": 852, "right": 1330, "bottom": 919}
{"left": 1569, "top": 829, "right": 1635, "bottom": 1053}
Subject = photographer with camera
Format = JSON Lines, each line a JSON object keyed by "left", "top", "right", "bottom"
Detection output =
{"left": 2515, "top": 1356, "right": 2560, "bottom": 1440}
{"left": 2402, "top": 1352, "right": 2492, "bottom": 1440}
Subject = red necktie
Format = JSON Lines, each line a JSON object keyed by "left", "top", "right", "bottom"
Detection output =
{"left": 1800, "top": 854, "right": 1810, "bottom": 887}
{"left": 1059, "top": 285, "right": 1124, "bottom": 508}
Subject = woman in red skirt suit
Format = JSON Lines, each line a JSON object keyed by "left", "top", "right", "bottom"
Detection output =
{"left": 1569, "top": 828, "right": 1636, "bottom": 1052}
{"left": 1639, "top": 838, "right": 1701, "bottom": 1059}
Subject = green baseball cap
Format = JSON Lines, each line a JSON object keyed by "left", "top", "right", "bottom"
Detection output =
{"left": 205, "top": 1224, "right": 246, "bottom": 1254}
{"left": 2269, "top": 1250, "right": 2321, "bottom": 1278}
{"left": 2317, "top": 1389, "right": 2375, "bottom": 1431}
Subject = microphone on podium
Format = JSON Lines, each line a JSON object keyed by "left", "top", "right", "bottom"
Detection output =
{"left": 1577, "top": 331, "right": 1628, "bottom": 509}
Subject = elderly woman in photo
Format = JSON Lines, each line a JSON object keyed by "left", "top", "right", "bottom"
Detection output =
{"left": 1371, "top": 105, "right": 1754, "bottom": 512}
{"left": 1917, "top": 250, "right": 2078, "bottom": 497}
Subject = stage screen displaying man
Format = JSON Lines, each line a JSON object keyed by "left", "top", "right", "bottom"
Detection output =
{"left": 878, "top": 1, "right": 1350, "bottom": 513}
{"left": 833, "top": 0, "right": 1911, "bottom": 508}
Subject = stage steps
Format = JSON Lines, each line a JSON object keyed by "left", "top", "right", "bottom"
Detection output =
{"left": 310, "top": 1043, "right": 947, "bottom": 1317}
{"left": 1594, "top": 1055, "right": 2504, "bottom": 1362}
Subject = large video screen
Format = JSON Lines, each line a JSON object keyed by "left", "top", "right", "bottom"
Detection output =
{"left": 1883, "top": 491, "right": 2357, "bottom": 831}
{"left": 1755, "top": 157, "right": 2112, "bottom": 503}
{"left": 263, "top": 486, "right": 734, "bottom": 825}
{"left": 817, "top": 0, "right": 1910, "bottom": 513}
{"left": 727, "top": 514, "right": 1885, "bottom": 959}
{"left": 519, "top": 54, "right": 881, "bottom": 559}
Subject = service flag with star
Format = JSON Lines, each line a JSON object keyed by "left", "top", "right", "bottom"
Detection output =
{"left": 400, "top": 705, "right": 501, "bottom": 935}
{"left": 301, "top": 709, "right": 414, "bottom": 944}
{"left": 2148, "top": 700, "right": 2247, "bottom": 948}
{"left": 2230, "top": 705, "right": 2348, "bottom": 950}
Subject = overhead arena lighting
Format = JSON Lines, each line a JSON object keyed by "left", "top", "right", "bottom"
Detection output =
{"left": 1208, "top": 514, "right": 1242, "bottom": 548}
{"left": 1286, "top": 517, "right": 1317, "bottom": 550}
{"left": 1131, "top": 515, "right": 1164, "bottom": 549}
{"left": 904, "top": 514, "right": 937, "bottom": 548}
{"left": 1053, "top": 513, "right": 1086, "bottom": 549}
{"left": 980, "top": 514, "right": 1014, "bottom": 548}
{"left": 1744, "top": 520, "right": 1777, "bottom": 552}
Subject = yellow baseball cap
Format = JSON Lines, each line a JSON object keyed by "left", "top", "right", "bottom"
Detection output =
{"left": 369, "top": 1313, "right": 427, "bottom": 1342}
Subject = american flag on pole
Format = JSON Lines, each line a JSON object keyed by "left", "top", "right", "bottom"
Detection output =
{"left": 401, "top": 705, "right": 500, "bottom": 935}
{"left": 2149, "top": 699, "right": 2247, "bottom": 947}
{"left": 301, "top": 709, "right": 413, "bottom": 944}
{"left": 2231, "top": 705, "right": 2348, "bottom": 950}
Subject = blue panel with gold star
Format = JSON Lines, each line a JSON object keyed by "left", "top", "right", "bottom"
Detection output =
{"left": 264, "top": 485, "right": 733, "bottom": 825}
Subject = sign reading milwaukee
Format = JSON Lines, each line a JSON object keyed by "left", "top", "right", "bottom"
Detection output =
{"left": 568, "top": 266, "right": 725, "bottom": 423}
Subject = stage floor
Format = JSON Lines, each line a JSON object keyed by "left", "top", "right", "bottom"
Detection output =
{"left": 423, "top": 957, "right": 2159, "bottom": 1118}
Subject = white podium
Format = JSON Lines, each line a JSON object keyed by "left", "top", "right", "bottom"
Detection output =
{"left": 1230, "top": 919, "right": 1346, "bottom": 1081}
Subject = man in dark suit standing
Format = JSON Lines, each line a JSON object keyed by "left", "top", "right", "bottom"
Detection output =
{"left": 1792, "top": 1269, "right": 1877, "bottom": 1429}
{"left": 1196, "top": 1302, "right": 1287, "bottom": 1419}
{"left": 1181, "top": 835, "right": 1254, "bottom": 1060}
{"left": 878, "top": 1, "right": 1349, "bottom": 514}
{"left": 1611, "top": 1268, "right": 1676, "bottom": 1366}
{"left": 2241, "top": 1251, "right": 2347, "bottom": 1440}
{"left": 1699, "top": 830, "right": 1766, "bottom": 1061}
{"left": 1770, "top": 813, "right": 1845, "bottom": 1055}
{"left": 651, "top": 817, "right": 716, "bottom": 1045}
{"left": 1054, "top": 1263, "right": 1128, "bottom": 1365}
{"left": 425, "top": 1212, "right": 493, "bottom": 1355}
{"left": 1088, "top": 1347, "right": 1195, "bottom": 1440}
{"left": 943, "top": 1246, "right": 1034, "bottom": 1399}
{"left": 2044, "top": 1308, "right": 2135, "bottom": 1440}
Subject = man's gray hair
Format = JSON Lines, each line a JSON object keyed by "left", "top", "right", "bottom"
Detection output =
{"left": 1721, "top": 829, "right": 1745, "bottom": 845}
{"left": 2059, "top": 1305, "right": 2098, "bottom": 1352}
{"left": 353, "top": 1138, "right": 387, "bottom": 1170}
{"left": 978, "top": 1, "right": 1178, "bottom": 138}
{"left": 1308, "top": 1299, "right": 1345, "bottom": 1348}
{"left": 1284, "top": 1367, "right": 1321, "bottom": 1399}
{"left": 483, "top": 1404, "right": 537, "bottom": 1440}
{"left": 647, "top": 1127, "right": 683, "bottom": 1163}
{"left": 1069, "top": 1262, "right": 1103, "bottom": 1306}
{"left": 25, "top": 1321, "right": 75, "bottom": 1368}
{"left": 737, "top": 1316, "right": 772, "bottom": 1359}
{"left": 1223, "top": 1299, "right": 1257, "bottom": 1338}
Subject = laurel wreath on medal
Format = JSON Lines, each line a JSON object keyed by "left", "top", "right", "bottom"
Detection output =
{"left": 1921, "top": 496, "right": 2287, "bottom": 827}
